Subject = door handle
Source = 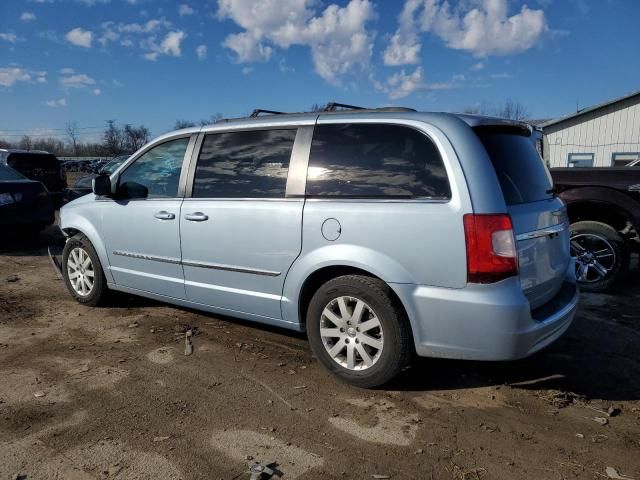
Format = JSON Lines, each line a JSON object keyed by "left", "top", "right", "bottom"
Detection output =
{"left": 154, "top": 211, "right": 175, "bottom": 220}
{"left": 184, "top": 212, "right": 209, "bottom": 222}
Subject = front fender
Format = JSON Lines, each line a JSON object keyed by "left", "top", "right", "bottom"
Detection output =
{"left": 281, "top": 244, "right": 415, "bottom": 325}
{"left": 59, "top": 207, "right": 113, "bottom": 283}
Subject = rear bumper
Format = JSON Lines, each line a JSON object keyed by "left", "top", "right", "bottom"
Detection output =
{"left": 391, "top": 271, "right": 579, "bottom": 361}
{"left": 0, "top": 202, "right": 55, "bottom": 227}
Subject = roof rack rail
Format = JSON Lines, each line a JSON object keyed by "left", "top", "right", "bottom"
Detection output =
{"left": 250, "top": 109, "right": 286, "bottom": 118}
{"left": 324, "top": 102, "right": 366, "bottom": 112}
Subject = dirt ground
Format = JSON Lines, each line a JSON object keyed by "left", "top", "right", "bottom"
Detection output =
{"left": 1, "top": 227, "right": 639, "bottom": 480}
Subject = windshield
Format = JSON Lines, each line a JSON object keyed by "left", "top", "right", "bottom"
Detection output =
{"left": 475, "top": 127, "right": 553, "bottom": 205}
{"left": 100, "top": 156, "right": 129, "bottom": 175}
{"left": 0, "top": 164, "right": 27, "bottom": 181}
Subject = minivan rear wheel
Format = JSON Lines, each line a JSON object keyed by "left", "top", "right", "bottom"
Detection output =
{"left": 570, "top": 221, "right": 628, "bottom": 292}
{"left": 306, "top": 275, "right": 412, "bottom": 388}
{"left": 62, "top": 234, "right": 108, "bottom": 306}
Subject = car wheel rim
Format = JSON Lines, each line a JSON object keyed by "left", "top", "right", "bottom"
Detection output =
{"left": 320, "top": 296, "right": 383, "bottom": 371}
{"left": 67, "top": 247, "right": 95, "bottom": 296}
{"left": 570, "top": 233, "right": 616, "bottom": 283}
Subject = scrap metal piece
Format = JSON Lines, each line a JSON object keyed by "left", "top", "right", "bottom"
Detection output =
{"left": 248, "top": 461, "right": 280, "bottom": 480}
{"left": 184, "top": 329, "right": 193, "bottom": 356}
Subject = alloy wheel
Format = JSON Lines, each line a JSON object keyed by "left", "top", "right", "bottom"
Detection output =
{"left": 570, "top": 233, "right": 616, "bottom": 283}
{"left": 320, "top": 296, "right": 384, "bottom": 371}
{"left": 67, "top": 247, "right": 95, "bottom": 296}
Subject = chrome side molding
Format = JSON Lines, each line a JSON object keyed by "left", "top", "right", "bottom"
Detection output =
{"left": 112, "top": 250, "right": 280, "bottom": 277}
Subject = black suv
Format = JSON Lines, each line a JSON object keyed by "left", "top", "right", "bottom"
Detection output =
{"left": 0, "top": 149, "right": 67, "bottom": 207}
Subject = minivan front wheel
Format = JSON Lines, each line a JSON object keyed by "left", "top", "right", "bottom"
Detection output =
{"left": 306, "top": 275, "right": 412, "bottom": 388}
{"left": 62, "top": 234, "right": 107, "bottom": 306}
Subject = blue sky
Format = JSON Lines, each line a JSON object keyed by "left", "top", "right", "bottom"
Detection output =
{"left": 1, "top": 0, "right": 639, "bottom": 142}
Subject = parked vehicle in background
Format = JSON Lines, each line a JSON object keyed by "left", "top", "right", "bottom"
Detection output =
{"left": 0, "top": 163, "right": 54, "bottom": 236}
{"left": 0, "top": 149, "right": 67, "bottom": 208}
{"left": 64, "top": 155, "right": 130, "bottom": 202}
{"left": 551, "top": 165, "right": 640, "bottom": 292}
{"left": 54, "top": 108, "right": 578, "bottom": 387}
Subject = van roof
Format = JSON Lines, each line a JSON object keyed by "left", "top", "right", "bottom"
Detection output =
{"left": 175, "top": 109, "right": 524, "bottom": 130}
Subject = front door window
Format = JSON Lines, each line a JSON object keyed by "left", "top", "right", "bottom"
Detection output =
{"left": 119, "top": 138, "right": 189, "bottom": 198}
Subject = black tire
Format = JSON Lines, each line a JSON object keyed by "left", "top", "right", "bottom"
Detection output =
{"left": 570, "top": 221, "right": 629, "bottom": 292}
{"left": 306, "top": 275, "right": 412, "bottom": 388}
{"left": 62, "top": 233, "right": 108, "bottom": 306}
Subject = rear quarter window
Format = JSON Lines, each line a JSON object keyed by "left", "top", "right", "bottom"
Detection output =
{"left": 306, "top": 123, "right": 451, "bottom": 199}
{"left": 475, "top": 127, "right": 553, "bottom": 205}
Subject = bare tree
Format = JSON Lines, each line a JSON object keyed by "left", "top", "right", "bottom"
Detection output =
{"left": 494, "top": 99, "right": 529, "bottom": 121}
{"left": 66, "top": 121, "right": 80, "bottom": 156}
{"left": 19, "top": 135, "right": 33, "bottom": 151}
{"left": 199, "top": 113, "right": 223, "bottom": 126}
{"left": 461, "top": 99, "right": 529, "bottom": 120}
{"left": 103, "top": 120, "right": 124, "bottom": 156}
{"left": 174, "top": 119, "right": 196, "bottom": 129}
{"left": 123, "top": 124, "right": 150, "bottom": 152}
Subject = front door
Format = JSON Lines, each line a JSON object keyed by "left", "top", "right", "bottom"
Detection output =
{"left": 101, "top": 136, "right": 192, "bottom": 299}
{"left": 179, "top": 128, "right": 303, "bottom": 319}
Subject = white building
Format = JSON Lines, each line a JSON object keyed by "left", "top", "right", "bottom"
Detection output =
{"left": 542, "top": 90, "right": 640, "bottom": 168}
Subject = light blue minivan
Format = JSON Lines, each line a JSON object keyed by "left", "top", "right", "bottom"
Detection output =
{"left": 56, "top": 108, "right": 579, "bottom": 387}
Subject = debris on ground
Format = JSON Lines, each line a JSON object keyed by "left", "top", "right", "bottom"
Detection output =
{"left": 606, "top": 466, "right": 635, "bottom": 480}
{"left": 593, "top": 416, "right": 609, "bottom": 426}
{"left": 105, "top": 464, "right": 122, "bottom": 477}
{"left": 371, "top": 475, "right": 391, "bottom": 479}
{"left": 543, "top": 391, "right": 583, "bottom": 408}
{"left": 33, "top": 390, "right": 46, "bottom": 398}
{"left": 6, "top": 274, "right": 19, "bottom": 282}
{"left": 480, "top": 422, "right": 499, "bottom": 433}
{"left": 247, "top": 461, "right": 280, "bottom": 480}
{"left": 184, "top": 329, "right": 193, "bottom": 356}
{"left": 153, "top": 436, "right": 170, "bottom": 442}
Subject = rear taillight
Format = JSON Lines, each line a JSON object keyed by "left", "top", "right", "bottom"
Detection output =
{"left": 463, "top": 214, "right": 518, "bottom": 284}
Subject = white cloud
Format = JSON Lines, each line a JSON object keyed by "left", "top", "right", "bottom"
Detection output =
{"left": 470, "top": 61, "right": 485, "bottom": 71}
{"left": 65, "top": 27, "right": 93, "bottom": 48}
{"left": 0, "top": 33, "right": 18, "bottom": 43}
{"left": 178, "top": 4, "right": 194, "bottom": 16}
{"left": 196, "top": 44, "right": 207, "bottom": 60}
{"left": 0, "top": 67, "right": 31, "bottom": 87}
{"left": 20, "top": 12, "right": 37, "bottom": 22}
{"left": 45, "top": 98, "right": 67, "bottom": 108}
{"left": 75, "top": 0, "right": 110, "bottom": 5}
{"left": 91, "top": 88, "right": 101, "bottom": 95}
{"left": 382, "top": 0, "right": 422, "bottom": 66}
{"left": 384, "top": 0, "right": 547, "bottom": 65}
{"left": 60, "top": 72, "right": 96, "bottom": 88}
{"left": 217, "top": 0, "right": 376, "bottom": 85}
{"left": 490, "top": 72, "right": 512, "bottom": 79}
{"left": 0, "top": 67, "right": 46, "bottom": 87}
{"left": 378, "top": 66, "right": 457, "bottom": 99}
{"left": 143, "top": 30, "right": 186, "bottom": 60}
{"left": 242, "top": 66, "right": 253, "bottom": 75}
{"left": 59, "top": 67, "right": 75, "bottom": 74}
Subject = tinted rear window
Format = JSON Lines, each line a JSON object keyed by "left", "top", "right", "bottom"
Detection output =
{"left": 306, "top": 123, "right": 450, "bottom": 198}
{"left": 7, "top": 153, "right": 59, "bottom": 169}
{"left": 0, "top": 164, "right": 26, "bottom": 181}
{"left": 476, "top": 128, "right": 552, "bottom": 205}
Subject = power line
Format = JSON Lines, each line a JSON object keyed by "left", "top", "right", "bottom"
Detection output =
{"left": 0, "top": 131, "right": 103, "bottom": 138}
{"left": 0, "top": 125, "right": 103, "bottom": 132}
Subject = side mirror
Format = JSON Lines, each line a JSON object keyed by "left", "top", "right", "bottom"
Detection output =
{"left": 92, "top": 174, "right": 112, "bottom": 196}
